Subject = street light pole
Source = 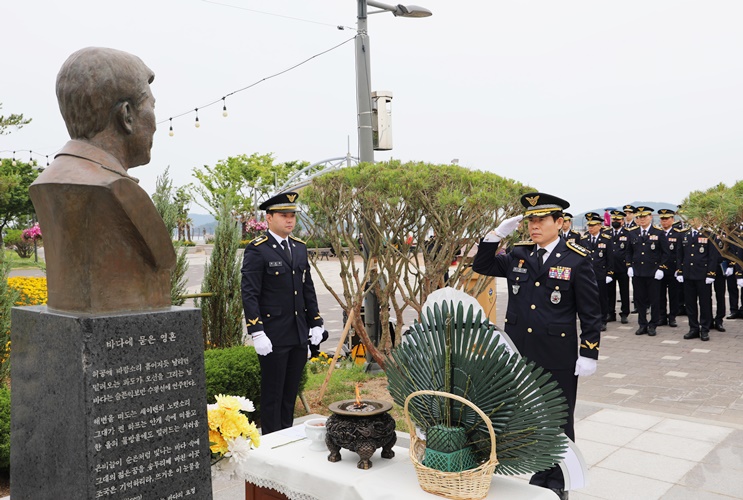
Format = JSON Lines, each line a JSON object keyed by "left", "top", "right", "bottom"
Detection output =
{"left": 354, "top": 0, "right": 431, "bottom": 349}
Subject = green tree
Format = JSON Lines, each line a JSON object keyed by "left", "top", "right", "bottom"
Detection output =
{"left": 303, "top": 160, "right": 531, "bottom": 368}
{"left": 196, "top": 193, "right": 244, "bottom": 348}
{"left": 0, "top": 159, "right": 39, "bottom": 247}
{"left": 173, "top": 186, "right": 192, "bottom": 242}
{"left": 151, "top": 167, "right": 190, "bottom": 306}
{"left": 0, "top": 103, "right": 31, "bottom": 135}
{"left": 681, "top": 181, "right": 743, "bottom": 268}
{"left": 191, "top": 153, "right": 307, "bottom": 222}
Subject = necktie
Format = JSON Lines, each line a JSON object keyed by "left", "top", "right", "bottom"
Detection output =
{"left": 537, "top": 248, "right": 547, "bottom": 269}
{"left": 692, "top": 230, "right": 697, "bottom": 238}
{"left": 591, "top": 236, "right": 596, "bottom": 246}
{"left": 642, "top": 230, "right": 647, "bottom": 239}
{"left": 281, "top": 240, "right": 292, "bottom": 261}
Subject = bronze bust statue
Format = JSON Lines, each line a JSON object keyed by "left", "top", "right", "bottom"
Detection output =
{"left": 29, "top": 47, "right": 176, "bottom": 314}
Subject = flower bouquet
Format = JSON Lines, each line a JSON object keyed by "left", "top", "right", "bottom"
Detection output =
{"left": 208, "top": 394, "right": 260, "bottom": 480}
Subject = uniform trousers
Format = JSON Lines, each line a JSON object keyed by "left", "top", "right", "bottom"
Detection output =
{"left": 659, "top": 273, "right": 680, "bottom": 321}
{"left": 713, "top": 274, "right": 727, "bottom": 321}
{"left": 596, "top": 271, "right": 609, "bottom": 320}
{"left": 684, "top": 280, "right": 712, "bottom": 333}
{"left": 633, "top": 276, "right": 660, "bottom": 327}
{"left": 257, "top": 343, "right": 308, "bottom": 434}
{"left": 727, "top": 275, "right": 741, "bottom": 313}
{"left": 608, "top": 269, "right": 630, "bottom": 317}
{"left": 529, "top": 368, "right": 577, "bottom": 490}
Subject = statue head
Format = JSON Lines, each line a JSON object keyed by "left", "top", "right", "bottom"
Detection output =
{"left": 56, "top": 47, "right": 156, "bottom": 169}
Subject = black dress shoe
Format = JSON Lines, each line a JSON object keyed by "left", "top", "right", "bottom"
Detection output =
{"left": 677, "top": 307, "right": 687, "bottom": 316}
{"left": 635, "top": 326, "right": 648, "bottom": 335}
{"left": 606, "top": 314, "right": 616, "bottom": 323}
{"left": 668, "top": 318, "right": 678, "bottom": 327}
{"left": 549, "top": 487, "right": 569, "bottom": 500}
{"left": 601, "top": 323, "right": 607, "bottom": 331}
{"left": 725, "top": 311, "right": 739, "bottom": 320}
{"left": 684, "top": 330, "right": 700, "bottom": 340}
{"left": 700, "top": 330, "right": 710, "bottom": 341}
{"left": 714, "top": 321, "right": 726, "bottom": 332}
{"left": 620, "top": 315, "right": 628, "bottom": 324}
{"left": 631, "top": 309, "right": 638, "bottom": 314}
{"left": 658, "top": 319, "right": 668, "bottom": 326}
{"left": 647, "top": 326, "right": 657, "bottom": 336}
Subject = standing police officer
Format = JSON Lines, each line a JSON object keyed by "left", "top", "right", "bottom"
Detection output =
{"left": 474, "top": 192, "right": 601, "bottom": 500}
{"left": 241, "top": 192, "right": 324, "bottom": 434}
{"left": 581, "top": 213, "right": 614, "bottom": 331}
{"left": 560, "top": 213, "right": 582, "bottom": 243}
{"left": 677, "top": 219, "right": 718, "bottom": 341}
{"left": 657, "top": 209, "right": 681, "bottom": 328}
{"left": 627, "top": 206, "right": 670, "bottom": 336}
{"left": 623, "top": 205, "right": 639, "bottom": 229}
{"left": 606, "top": 210, "right": 631, "bottom": 323}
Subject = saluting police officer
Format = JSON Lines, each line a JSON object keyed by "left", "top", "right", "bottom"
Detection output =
{"left": 626, "top": 206, "right": 670, "bottom": 336}
{"left": 605, "top": 210, "right": 631, "bottom": 323}
{"left": 657, "top": 209, "right": 682, "bottom": 328}
{"left": 560, "top": 212, "right": 582, "bottom": 243}
{"left": 581, "top": 213, "right": 614, "bottom": 331}
{"left": 676, "top": 218, "right": 718, "bottom": 341}
{"left": 241, "top": 192, "right": 324, "bottom": 434}
{"left": 474, "top": 193, "right": 601, "bottom": 500}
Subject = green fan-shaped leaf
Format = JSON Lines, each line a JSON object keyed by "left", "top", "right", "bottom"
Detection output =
{"left": 386, "top": 301, "right": 568, "bottom": 476}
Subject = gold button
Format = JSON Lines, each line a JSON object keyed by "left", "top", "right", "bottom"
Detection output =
{"left": 527, "top": 328, "right": 532, "bottom": 333}
{"left": 535, "top": 282, "right": 540, "bottom": 287}
{"left": 531, "top": 305, "right": 536, "bottom": 310}
{"left": 295, "top": 291, "right": 298, "bottom": 295}
{"left": 293, "top": 271, "right": 296, "bottom": 275}
{"left": 561, "top": 333, "right": 566, "bottom": 337}
{"left": 295, "top": 311, "right": 298, "bottom": 315}
{"left": 266, "top": 314, "right": 271, "bottom": 317}
{"left": 275, "top": 272, "right": 279, "bottom": 275}
{"left": 555, "top": 286, "right": 559, "bottom": 290}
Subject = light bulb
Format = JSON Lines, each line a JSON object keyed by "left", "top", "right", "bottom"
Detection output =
{"left": 222, "top": 98, "right": 228, "bottom": 117}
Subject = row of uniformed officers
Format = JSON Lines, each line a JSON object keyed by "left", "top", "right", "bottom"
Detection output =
{"left": 558, "top": 205, "right": 743, "bottom": 341}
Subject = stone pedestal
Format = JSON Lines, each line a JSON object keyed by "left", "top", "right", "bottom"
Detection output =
{"left": 10, "top": 306, "right": 212, "bottom": 500}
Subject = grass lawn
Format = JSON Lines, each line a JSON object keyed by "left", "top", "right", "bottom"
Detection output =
{"left": 4, "top": 249, "right": 45, "bottom": 271}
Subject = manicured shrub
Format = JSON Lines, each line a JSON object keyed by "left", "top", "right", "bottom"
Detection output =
{"left": 0, "top": 387, "right": 10, "bottom": 470}
{"left": 204, "top": 345, "right": 308, "bottom": 424}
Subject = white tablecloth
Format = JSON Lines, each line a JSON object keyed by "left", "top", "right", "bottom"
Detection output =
{"left": 242, "top": 426, "right": 557, "bottom": 500}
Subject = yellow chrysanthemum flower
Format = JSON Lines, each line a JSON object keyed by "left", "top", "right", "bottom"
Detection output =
{"left": 209, "top": 429, "right": 228, "bottom": 454}
{"left": 215, "top": 394, "right": 241, "bottom": 412}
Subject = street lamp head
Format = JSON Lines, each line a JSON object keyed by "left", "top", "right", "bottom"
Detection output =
{"left": 394, "top": 4, "right": 432, "bottom": 17}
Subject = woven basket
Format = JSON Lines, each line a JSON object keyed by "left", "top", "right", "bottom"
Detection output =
{"left": 404, "top": 390, "right": 498, "bottom": 500}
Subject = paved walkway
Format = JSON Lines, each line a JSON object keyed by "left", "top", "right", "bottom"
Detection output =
{"left": 7, "top": 249, "right": 743, "bottom": 499}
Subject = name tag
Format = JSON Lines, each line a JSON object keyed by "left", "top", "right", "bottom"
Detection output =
{"left": 512, "top": 267, "right": 528, "bottom": 274}
{"left": 269, "top": 261, "right": 283, "bottom": 267}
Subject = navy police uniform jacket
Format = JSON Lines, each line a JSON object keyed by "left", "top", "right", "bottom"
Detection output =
{"left": 580, "top": 232, "right": 614, "bottom": 280}
{"left": 661, "top": 227, "right": 683, "bottom": 273}
{"left": 473, "top": 238, "right": 602, "bottom": 371}
{"left": 626, "top": 226, "right": 670, "bottom": 277}
{"left": 241, "top": 232, "right": 323, "bottom": 347}
{"left": 560, "top": 230, "right": 582, "bottom": 244}
{"left": 676, "top": 230, "right": 718, "bottom": 281}
{"left": 605, "top": 227, "right": 631, "bottom": 272}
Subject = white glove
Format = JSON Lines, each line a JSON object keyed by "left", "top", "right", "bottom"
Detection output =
{"left": 677, "top": 275, "right": 684, "bottom": 283}
{"left": 627, "top": 267, "right": 634, "bottom": 278}
{"left": 605, "top": 276, "right": 613, "bottom": 284}
{"left": 705, "top": 277, "right": 715, "bottom": 285}
{"left": 725, "top": 267, "right": 734, "bottom": 277}
{"left": 574, "top": 356, "right": 597, "bottom": 377}
{"left": 252, "top": 331, "right": 273, "bottom": 356}
{"left": 309, "top": 325, "right": 324, "bottom": 345}
{"left": 738, "top": 278, "right": 743, "bottom": 288}
{"left": 494, "top": 215, "right": 524, "bottom": 239}
{"left": 654, "top": 269, "right": 664, "bottom": 280}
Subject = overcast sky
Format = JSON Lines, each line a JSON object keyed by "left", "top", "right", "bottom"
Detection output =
{"left": 2, "top": 0, "right": 742, "bottom": 215}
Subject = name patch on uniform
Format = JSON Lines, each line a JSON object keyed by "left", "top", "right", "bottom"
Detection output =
{"left": 269, "top": 261, "right": 283, "bottom": 267}
{"left": 548, "top": 266, "right": 572, "bottom": 280}
{"left": 512, "top": 267, "right": 528, "bottom": 274}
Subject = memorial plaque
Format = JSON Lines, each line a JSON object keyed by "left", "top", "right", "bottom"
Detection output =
{"left": 11, "top": 306, "right": 212, "bottom": 500}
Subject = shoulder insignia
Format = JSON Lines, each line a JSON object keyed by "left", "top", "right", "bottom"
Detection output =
{"left": 626, "top": 226, "right": 639, "bottom": 231}
{"left": 514, "top": 240, "right": 535, "bottom": 247}
{"left": 653, "top": 224, "right": 662, "bottom": 230}
{"left": 566, "top": 241, "right": 588, "bottom": 256}
{"left": 251, "top": 235, "right": 268, "bottom": 246}
{"left": 601, "top": 233, "right": 612, "bottom": 239}
{"left": 289, "top": 235, "right": 306, "bottom": 244}
{"left": 677, "top": 227, "right": 690, "bottom": 232}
